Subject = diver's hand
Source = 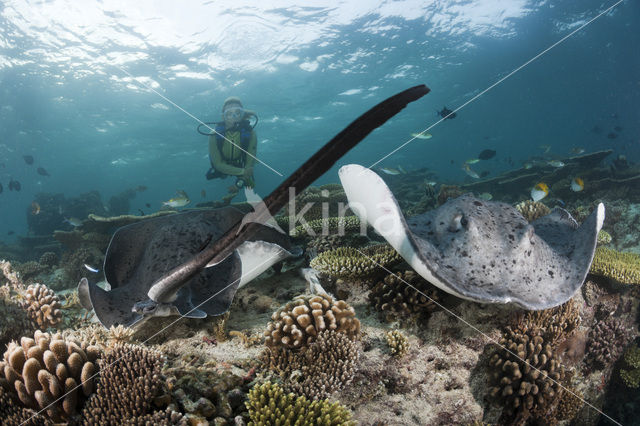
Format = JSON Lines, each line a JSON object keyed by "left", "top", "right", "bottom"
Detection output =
{"left": 242, "top": 168, "right": 255, "bottom": 188}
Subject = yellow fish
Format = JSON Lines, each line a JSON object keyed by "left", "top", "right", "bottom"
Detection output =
{"left": 465, "top": 158, "right": 480, "bottom": 164}
{"left": 570, "top": 177, "right": 584, "bottom": 192}
{"left": 462, "top": 163, "right": 480, "bottom": 179}
{"left": 163, "top": 190, "right": 190, "bottom": 208}
{"left": 530, "top": 182, "right": 549, "bottom": 202}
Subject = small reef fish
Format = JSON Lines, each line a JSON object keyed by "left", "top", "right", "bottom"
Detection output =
{"left": 547, "top": 160, "right": 565, "bottom": 168}
{"left": 37, "top": 167, "right": 50, "bottom": 176}
{"left": 539, "top": 145, "right": 551, "bottom": 154}
{"left": 163, "top": 190, "right": 190, "bottom": 208}
{"left": 145, "top": 203, "right": 151, "bottom": 208}
{"left": 379, "top": 167, "right": 404, "bottom": 175}
{"left": 438, "top": 106, "right": 457, "bottom": 119}
{"left": 397, "top": 165, "right": 407, "bottom": 174}
{"left": 84, "top": 264, "right": 100, "bottom": 273}
{"left": 64, "top": 217, "right": 83, "bottom": 227}
{"left": 531, "top": 182, "right": 549, "bottom": 202}
{"left": 9, "top": 179, "right": 21, "bottom": 191}
{"left": 465, "top": 158, "right": 480, "bottom": 164}
{"left": 570, "top": 177, "right": 584, "bottom": 192}
{"left": 462, "top": 163, "right": 480, "bottom": 179}
{"left": 23, "top": 155, "right": 34, "bottom": 165}
{"left": 478, "top": 192, "right": 493, "bottom": 201}
{"left": 570, "top": 147, "right": 585, "bottom": 155}
{"left": 31, "top": 201, "right": 41, "bottom": 215}
{"left": 201, "top": 189, "right": 206, "bottom": 198}
{"left": 411, "top": 132, "right": 432, "bottom": 140}
{"left": 478, "top": 149, "right": 496, "bottom": 160}
{"left": 523, "top": 162, "right": 533, "bottom": 170}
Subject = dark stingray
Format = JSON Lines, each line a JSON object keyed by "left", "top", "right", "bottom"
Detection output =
{"left": 78, "top": 85, "right": 431, "bottom": 329}
{"left": 340, "top": 164, "right": 604, "bottom": 310}
{"left": 79, "top": 207, "right": 292, "bottom": 328}
{"left": 438, "top": 106, "right": 457, "bottom": 119}
{"left": 478, "top": 149, "right": 496, "bottom": 160}
{"left": 23, "top": 155, "right": 34, "bottom": 165}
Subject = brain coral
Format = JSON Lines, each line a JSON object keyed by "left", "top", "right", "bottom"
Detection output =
{"left": 310, "top": 244, "right": 402, "bottom": 279}
{"left": 0, "top": 330, "right": 101, "bottom": 422}
{"left": 22, "top": 283, "right": 63, "bottom": 329}
{"left": 264, "top": 294, "right": 360, "bottom": 350}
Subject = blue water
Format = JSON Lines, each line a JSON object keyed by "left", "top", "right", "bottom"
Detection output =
{"left": 0, "top": 0, "right": 638, "bottom": 238}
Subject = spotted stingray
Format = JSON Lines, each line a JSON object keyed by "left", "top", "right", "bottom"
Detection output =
{"left": 339, "top": 164, "right": 604, "bottom": 309}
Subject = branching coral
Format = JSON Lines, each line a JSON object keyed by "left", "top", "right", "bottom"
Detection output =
{"left": 515, "top": 200, "right": 551, "bottom": 223}
{"left": 0, "top": 291, "right": 34, "bottom": 350}
{"left": 489, "top": 327, "right": 565, "bottom": 422}
{"left": 264, "top": 294, "right": 360, "bottom": 350}
{"left": 80, "top": 343, "right": 176, "bottom": 424}
{"left": 620, "top": 344, "right": 640, "bottom": 388}
{"left": 511, "top": 299, "right": 581, "bottom": 346}
{"left": 22, "top": 283, "right": 63, "bottom": 329}
{"left": 589, "top": 246, "right": 640, "bottom": 285}
{"left": 310, "top": 244, "right": 402, "bottom": 279}
{"left": 38, "top": 252, "right": 59, "bottom": 268}
{"left": 385, "top": 330, "right": 410, "bottom": 358}
{"left": 246, "top": 381, "right": 355, "bottom": 425}
{"left": 0, "top": 330, "right": 101, "bottom": 422}
{"left": 369, "top": 270, "right": 440, "bottom": 322}
{"left": 586, "top": 317, "right": 632, "bottom": 369}
{"left": 291, "top": 216, "right": 363, "bottom": 238}
{"left": 0, "top": 387, "right": 51, "bottom": 426}
{"left": 597, "top": 229, "right": 612, "bottom": 245}
{"left": 266, "top": 330, "right": 359, "bottom": 400}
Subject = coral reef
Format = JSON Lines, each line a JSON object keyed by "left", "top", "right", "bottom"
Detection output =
{"left": 589, "top": 246, "right": 640, "bottom": 285}
{"left": 53, "top": 230, "right": 111, "bottom": 252}
{"left": 310, "top": 244, "right": 402, "bottom": 279}
{"left": 489, "top": 327, "right": 565, "bottom": 423}
{"left": 80, "top": 343, "right": 177, "bottom": 424}
{"left": 369, "top": 270, "right": 440, "bottom": 322}
{"left": 437, "top": 184, "right": 465, "bottom": 206}
{"left": 512, "top": 299, "right": 581, "bottom": 346}
{"left": 0, "top": 288, "right": 34, "bottom": 350}
{"left": 22, "top": 283, "right": 63, "bottom": 329}
{"left": 385, "top": 330, "right": 410, "bottom": 358}
{"left": 0, "top": 387, "right": 51, "bottom": 426}
{"left": 620, "top": 344, "right": 640, "bottom": 388}
{"left": 12, "top": 261, "right": 49, "bottom": 284}
{"left": 59, "top": 246, "right": 104, "bottom": 286}
{"left": 246, "top": 381, "right": 355, "bottom": 425}
{"left": 266, "top": 330, "right": 359, "bottom": 400}
{"left": 597, "top": 229, "right": 612, "bottom": 245}
{"left": 586, "top": 317, "right": 633, "bottom": 369}
{"left": 264, "top": 294, "right": 361, "bottom": 350}
{"left": 305, "top": 233, "right": 369, "bottom": 256}
{"left": 38, "top": 252, "right": 59, "bottom": 268}
{"left": 0, "top": 330, "right": 101, "bottom": 422}
{"left": 290, "top": 216, "right": 362, "bottom": 238}
{"left": 515, "top": 200, "right": 551, "bottom": 222}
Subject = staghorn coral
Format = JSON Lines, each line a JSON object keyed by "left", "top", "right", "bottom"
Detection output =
{"left": 22, "top": 283, "right": 63, "bottom": 329}
{"left": 589, "top": 246, "right": 640, "bottom": 285}
{"left": 0, "top": 330, "right": 101, "bottom": 422}
{"left": 0, "top": 387, "right": 51, "bottom": 426}
{"left": 310, "top": 244, "right": 402, "bottom": 279}
{"left": 515, "top": 200, "right": 551, "bottom": 223}
{"left": 80, "top": 343, "right": 174, "bottom": 424}
{"left": 264, "top": 294, "right": 360, "bottom": 350}
{"left": 266, "top": 330, "right": 359, "bottom": 400}
{"left": 586, "top": 317, "right": 632, "bottom": 369}
{"left": 489, "top": 327, "right": 565, "bottom": 423}
{"left": 511, "top": 299, "right": 581, "bottom": 346}
{"left": 14, "top": 261, "right": 48, "bottom": 282}
{"left": 620, "top": 344, "right": 640, "bottom": 388}
{"left": 246, "top": 381, "right": 355, "bottom": 425}
{"left": 291, "top": 215, "right": 362, "bottom": 238}
{"left": 555, "top": 387, "right": 584, "bottom": 422}
{"left": 385, "top": 330, "right": 410, "bottom": 358}
{"left": 369, "top": 270, "right": 440, "bottom": 322}
{"left": 106, "top": 325, "right": 136, "bottom": 346}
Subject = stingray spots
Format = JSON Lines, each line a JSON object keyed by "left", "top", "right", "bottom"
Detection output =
{"left": 508, "top": 234, "right": 515, "bottom": 242}
{"left": 548, "top": 270, "right": 554, "bottom": 278}
{"left": 473, "top": 200, "right": 482, "bottom": 206}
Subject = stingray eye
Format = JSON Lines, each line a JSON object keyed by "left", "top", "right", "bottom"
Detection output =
{"left": 449, "top": 214, "right": 465, "bottom": 232}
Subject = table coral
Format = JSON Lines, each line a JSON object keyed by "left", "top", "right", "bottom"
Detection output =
{"left": 589, "top": 246, "right": 640, "bottom": 284}
{"left": 310, "top": 244, "right": 402, "bottom": 279}
{"left": 246, "top": 381, "right": 355, "bottom": 425}
{"left": 0, "top": 330, "right": 101, "bottom": 422}
{"left": 291, "top": 215, "right": 362, "bottom": 238}
{"left": 264, "top": 294, "right": 360, "bottom": 350}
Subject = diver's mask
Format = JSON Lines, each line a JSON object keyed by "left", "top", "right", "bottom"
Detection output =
{"left": 223, "top": 106, "right": 244, "bottom": 122}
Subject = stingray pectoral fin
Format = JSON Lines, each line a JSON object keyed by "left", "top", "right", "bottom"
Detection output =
{"left": 85, "top": 280, "right": 144, "bottom": 328}
{"left": 236, "top": 240, "right": 294, "bottom": 287}
{"left": 339, "top": 164, "right": 465, "bottom": 299}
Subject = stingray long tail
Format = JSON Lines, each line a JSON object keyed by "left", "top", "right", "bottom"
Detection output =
{"left": 147, "top": 84, "right": 430, "bottom": 302}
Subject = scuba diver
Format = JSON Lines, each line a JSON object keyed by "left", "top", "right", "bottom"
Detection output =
{"left": 199, "top": 97, "right": 258, "bottom": 204}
